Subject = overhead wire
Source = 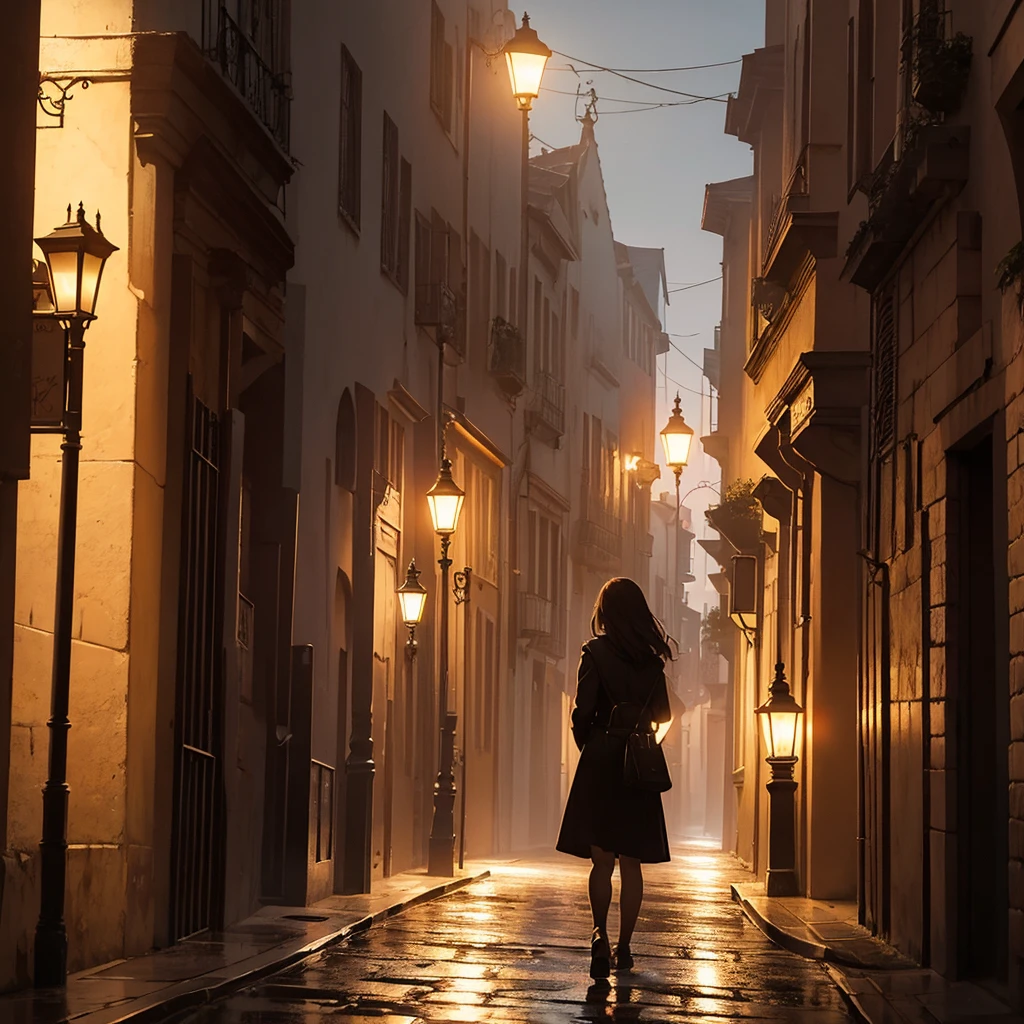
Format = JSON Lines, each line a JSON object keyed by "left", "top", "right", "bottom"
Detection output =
{"left": 540, "top": 86, "right": 718, "bottom": 108}
{"left": 553, "top": 49, "right": 733, "bottom": 102}
{"left": 547, "top": 58, "right": 742, "bottom": 73}
{"left": 667, "top": 275, "right": 722, "bottom": 294}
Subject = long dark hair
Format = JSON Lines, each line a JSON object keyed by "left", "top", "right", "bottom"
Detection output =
{"left": 590, "top": 577, "right": 675, "bottom": 664}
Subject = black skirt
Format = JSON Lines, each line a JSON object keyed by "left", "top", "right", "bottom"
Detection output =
{"left": 555, "top": 637, "right": 671, "bottom": 863}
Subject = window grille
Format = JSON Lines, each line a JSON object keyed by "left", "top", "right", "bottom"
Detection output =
{"left": 873, "top": 292, "right": 897, "bottom": 455}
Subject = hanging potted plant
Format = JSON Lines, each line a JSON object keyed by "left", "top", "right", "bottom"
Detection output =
{"left": 705, "top": 479, "right": 762, "bottom": 552}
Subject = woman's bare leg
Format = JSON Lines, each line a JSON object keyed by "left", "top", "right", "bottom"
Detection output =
{"left": 588, "top": 846, "right": 615, "bottom": 933}
{"left": 618, "top": 855, "right": 643, "bottom": 947}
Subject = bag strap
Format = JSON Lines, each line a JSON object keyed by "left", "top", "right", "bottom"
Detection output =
{"left": 631, "top": 676, "right": 661, "bottom": 736}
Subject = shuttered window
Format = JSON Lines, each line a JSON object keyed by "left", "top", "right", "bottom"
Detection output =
{"left": 430, "top": 2, "right": 445, "bottom": 115}
{"left": 380, "top": 113, "right": 398, "bottom": 275}
{"left": 339, "top": 45, "right": 362, "bottom": 229}
{"left": 873, "top": 292, "right": 897, "bottom": 455}
{"left": 380, "top": 115, "right": 411, "bottom": 291}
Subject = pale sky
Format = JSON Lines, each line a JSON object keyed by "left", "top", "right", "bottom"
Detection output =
{"left": 520, "top": 0, "right": 766, "bottom": 612}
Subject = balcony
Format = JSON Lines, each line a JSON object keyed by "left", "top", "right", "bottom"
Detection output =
{"left": 519, "top": 592, "right": 552, "bottom": 637}
{"left": 906, "top": 5, "right": 973, "bottom": 116}
{"left": 487, "top": 317, "right": 526, "bottom": 397}
{"left": 572, "top": 506, "right": 622, "bottom": 571}
{"left": 527, "top": 369, "right": 566, "bottom": 443}
{"left": 207, "top": 5, "right": 291, "bottom": 152}
{"left": 518, "top": 592, "right": 567, "bottom": 658}
{"left": 844, "top": 122, "right": 970, "bottom": 292}
{"left": 414, "top": 282, "right": 457, "bottom": 346}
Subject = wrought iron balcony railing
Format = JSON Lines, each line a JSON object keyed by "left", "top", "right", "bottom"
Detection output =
{"left": 528, "top": 368, "right": 566, "bottom": 440}
{"left": 488, "top": 317, "right": 526, "bottom": 397}
{"left": 518, "top": 592, "right": 553, "bottom": 637}
{"left": 205, "top": 5, "right": 291, "bottom": 152}
{"left": 572, "top": 504, "right": 622, "bottom": 569}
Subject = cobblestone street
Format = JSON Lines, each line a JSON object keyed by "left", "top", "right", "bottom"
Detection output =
{"left": 175, "top": 842, "right": 853, "bottom": 1023}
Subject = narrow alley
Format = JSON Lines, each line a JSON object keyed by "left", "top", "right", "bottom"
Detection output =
{"left": 173, "top": 843, "right": 852, "bottom": 1023}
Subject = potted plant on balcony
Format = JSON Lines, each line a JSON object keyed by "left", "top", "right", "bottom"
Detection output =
{"left": 910, "top": 13, "right": 972, "bottom": 115}
{"left": 705, "top": 478, "right": 762, "bottom": 552}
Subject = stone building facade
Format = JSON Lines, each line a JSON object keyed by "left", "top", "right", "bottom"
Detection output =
{"left": 708, "top": 0, "right": 1024, "bottom": 1003}
{"left": 0, "top": 0, "right": 673, "bottom": 990}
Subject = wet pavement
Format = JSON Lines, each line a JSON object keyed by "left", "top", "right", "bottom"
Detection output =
{"left": 172, "top": 841, "right": 853, "bottom": 1023}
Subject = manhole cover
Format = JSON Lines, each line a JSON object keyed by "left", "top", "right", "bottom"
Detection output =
{"left": 282, "top": 914, "right": 330, "bottom": 922}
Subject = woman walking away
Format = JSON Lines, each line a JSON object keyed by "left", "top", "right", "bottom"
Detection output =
{"left": 556, "top": 577, "right": 676, "bottom": 980}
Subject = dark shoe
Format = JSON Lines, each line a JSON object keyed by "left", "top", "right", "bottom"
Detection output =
{"left": 614, "top": 944, "right": 634, "bottom": 970}
{"left": 590, "top": 928, "right": 611, "bottom": 979}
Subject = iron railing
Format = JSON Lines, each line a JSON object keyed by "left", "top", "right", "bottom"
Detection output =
{"left": 170, "top": 390, "right": 221, "bottom": 940}
{"left": 488, "top": 317, "right": 526, "bottom": 396}
{"left": 518, "top": 591, "right": 553, "bottom": 637}
{"left": 573, "top": 502, "right": 622, "bottom": 568}
{"left": 204, "top": 4, "right": 291, "bottom": 152}
{"left": 531, "top": 369, "right": 566, "bottom": 437}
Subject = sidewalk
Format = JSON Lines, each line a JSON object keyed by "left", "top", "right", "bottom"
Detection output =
{"left": 1, "top": 864, "right": 491, "bottom": 1024}
{"left": 733, "top": 881, "right": 1024, "bottom": 1023}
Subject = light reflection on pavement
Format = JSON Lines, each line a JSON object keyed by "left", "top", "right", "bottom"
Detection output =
{"left": 175, "top": 840, "right": 853, "bottom": 1022}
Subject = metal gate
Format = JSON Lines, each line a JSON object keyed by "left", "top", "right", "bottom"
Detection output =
{"left": 170, "top": 389, "right": 222, "bottom": 939}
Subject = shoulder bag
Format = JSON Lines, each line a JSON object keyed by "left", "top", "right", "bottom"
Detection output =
{"left": 606, "top": 673, "right": 672, "bottom": 794}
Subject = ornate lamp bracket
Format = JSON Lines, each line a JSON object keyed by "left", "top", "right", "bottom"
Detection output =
{"left": 453, "top": 566, "right": 472, "bottom": 605}
{"left": 38, "top": 75, "right": 91, "bottom": 128}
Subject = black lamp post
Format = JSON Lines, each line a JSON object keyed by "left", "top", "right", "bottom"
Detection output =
{"left": 756, "top": 662, "right": 805, "bottom": 896}
{"left": 505, "top": 12, "right": 551, "bottom": 334}
{"left": 425, "top": 445, "right": 466, "bottom": 876}
{"left": 32, "top": 203, "right": 118, "bottom": 987}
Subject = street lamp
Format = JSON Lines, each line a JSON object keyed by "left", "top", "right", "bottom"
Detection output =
{"left": 504, "top": 12, "right": 552, "bottom": 112}
{"left": 756, "top": 662, "right": 805, "bottom": 896}
{"left": 660, "top": 392, "right": 695, "bottom": 480}
{"left": 505, "top": 12, "right": 551, "bottom": 335}
{"left": 32, "top": 203, "right": 118, "bottom": 988}
{"left": 397, "top": 559, "right": 428, "bottom": 656}
{"left": 427, "top": 446, "right": 466, "bottom": 876}
{"left": 660, "top": 392, "right": 694, "bottom": 634}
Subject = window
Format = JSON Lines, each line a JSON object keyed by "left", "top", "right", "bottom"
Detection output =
{"left": 454, "top": 451, "right": 499, "bottom": 585}
{"left": 527, "top": 508, "right": 562, "bottom": 606}
{"left": 430, "top": 2, "right": 445, "bottom": 113}
{"left": 509, "top": 267, "right": 518, "bottom": 327}
{"left": 532, "top": 277, "right": 542, "bottom": 357}
{"left": 469, "top": 231, "right": 491, "bottom": 351}
{"left": 380, "top": 114, "right": 411, "bottom": 290}
{"left": 430, "top": 1, "right": 454, "bottom": 132}
{"left": 495, "top": 251, "right": 507, "bottom": 320}
{"left": 872, "top": 291, "right": 897, "bottom": 455}
{"left": 542, "top": 295, "right": 551, "bottom": 373}
{"left": 473, "top": 609, "right": 496, "bottom": 751}
{"left": 570, "top": 286, "right": 579, "bottom": 338}
{"left": 339, "top": 45, "right": 362, "bottom": 229}
{"left": 846, "top": 18, "right": 856, "bottom": 192}
{"left": 855, "top": 0, "right": 875, "bottom": 185}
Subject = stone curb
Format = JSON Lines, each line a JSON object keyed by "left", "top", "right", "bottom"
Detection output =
{"left": 88, "top": 870, "right": 490, "bottom": 1024}
{"left": 730, "top": 884, "right": 828, "bottom": 961}
{"left": 824, "top": 964, "right": 875, "bottom": 1024}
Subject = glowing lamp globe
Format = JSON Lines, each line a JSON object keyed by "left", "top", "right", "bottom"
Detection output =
{"left": 396, "top": 560, "right": 428, "bottom": 627}
{"left": 504, "top": 13, "right": 551, "bottom": 111}
{"left": 756, "top": 663, "right": 804, "bottom": 761}
{"left": 660, "top": 393, "right": 695, "bottom": 471}
{"left": 35, "top": 203, "right": 118, "bottom": 324}
{"left": 426, "top": 457, "right": 465, "bottom": 537}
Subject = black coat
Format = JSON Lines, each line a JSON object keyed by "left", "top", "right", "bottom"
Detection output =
{"left": 555, "top": 635, "right": 672, "bottom": 863}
